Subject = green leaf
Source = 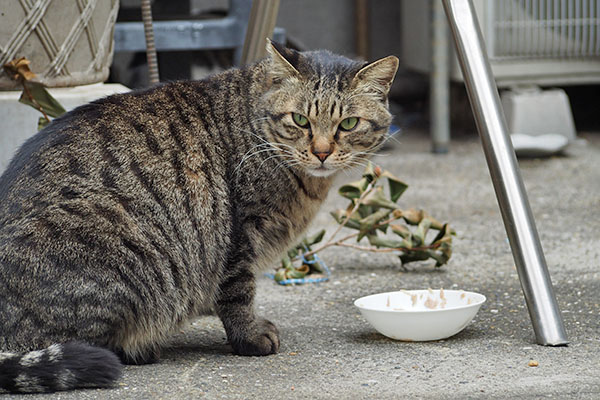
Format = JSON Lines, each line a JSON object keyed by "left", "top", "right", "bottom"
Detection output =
{"left": 390, "top": 223, "right": 411, "bottom": 239}
{"left": 399, "top": 251, "right": 430, "bottom": 264}
{"left": 304, "top": 229, "right": 326, "bottom": 247}
{"left": 367, "top": 234, "right": 407, "bottom": 249}
{"left": 413, "top": 218, "right": 432, "bottom": 246}
{"left": 430, "top": 223, "right": 452, "bottom": 245}
{"left": 303, "top": 253, "right": 315, "bottom": 263}
{"left": 362, "top": 187, "right": 399, "bottom": 210}
{"left": 287, "top": 247, "right": 299, "bottom": 259}
{"left": 330, "top": 209, "right": 345, "bottom": 224}
{"left": 37, "top": 116, "right": 50, "bottom": 131}
{"left": 281, "top": 254, "right": 292, "bottom": 269}
{"left": 381, "top": 171, "right": 409, "bottom": 202}
{"left": 357, "top": 204, "right": 374, "bottom": 219}
{"left": 427, "top": 250, "right": 449, "bottom": 267}
{"left": 287, "top": 265, "right": 309, "bottom": 279}
{"left": 20, "top": 81, "right": 66, "bottom": 118}
{"left": 330, "top": 209, "right": 362, "bottom": 230}
{"left": 338, "top": 177, "right": 369, "bottom": 199}
{"left": 362, "top": 162, "right": 378, "bottom": 183}
{"left": 274, "top": 268, "right": 287, "bottom": 282}
{"left": 440, "top": 241, "right": 452, "bottom": 260}
{"left": 358, "top": 208, "right": 391, "bottom": 240}
{"left": 308, "top": 260, "right": 324, "bottom": 273}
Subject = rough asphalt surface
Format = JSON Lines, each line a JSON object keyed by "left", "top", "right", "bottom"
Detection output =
{"left": 2, "top": 131, "right": 599, "bottom": 399}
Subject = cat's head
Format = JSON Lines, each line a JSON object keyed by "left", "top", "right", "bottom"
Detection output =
{"left": 261, "top": 40, "right": 398, "bottom": 178}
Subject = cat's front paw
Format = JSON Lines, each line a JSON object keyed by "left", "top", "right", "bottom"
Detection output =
{"left": 231, "top": 318, "right": 280, "bottom": 356}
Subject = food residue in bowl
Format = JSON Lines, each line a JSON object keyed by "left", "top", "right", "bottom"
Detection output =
{"left": 424, "top": 296, "right": 439, "bottom": 309}
{"left": 380, "top": 289, "right": 475, "bottom": 311}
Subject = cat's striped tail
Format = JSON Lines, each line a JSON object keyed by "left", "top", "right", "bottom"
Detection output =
{"left": 0, "top": 342, "right": 122, "bottom": 393}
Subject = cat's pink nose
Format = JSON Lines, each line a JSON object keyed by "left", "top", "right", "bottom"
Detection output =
{"left": 311, "top": 139, "right": 333, "bottom": 163}
{"left": 312, "top": 150, "right": 331, "bottom": 162}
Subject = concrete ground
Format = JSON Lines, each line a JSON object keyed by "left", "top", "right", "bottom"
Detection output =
{"left": 3, "top": 130, "right": 599, "bottom": 399}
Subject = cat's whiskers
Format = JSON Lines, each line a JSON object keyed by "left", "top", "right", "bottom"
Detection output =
{"left": 235, "top": 145, "right": 277, "bottom": 174}
{"left": 277, "top": 159, "right": 301, "bottom": 173}
{"left": 258, "top": 152, "right": 295, "bottom": 172}
{"left": 343, "top": 159, "right": 370, "bottom": 171}
{"left": 378, "top": 129, "right": 403, "bottom": 148}
{"left": 358, "top": 134, "right": 398, "bottom": 157}
{"left": 234, "top": 133, "right": 299, "bottom": 175}
{"left": 353, "top": 150, "right": 390, "bottom": 158}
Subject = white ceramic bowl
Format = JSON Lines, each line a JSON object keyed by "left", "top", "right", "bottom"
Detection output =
{"left": 354, "top": 289, "right": 486, "bottom": 341}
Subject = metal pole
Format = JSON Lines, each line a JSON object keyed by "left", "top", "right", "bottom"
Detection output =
{"left": 240, "top": 0, "right": 281, "bottom": 65}
{"left": 431, "top": 0, "right": 450, "bottom": 153}
{"left": 441, "top": 0, "right": 568, "bottom": 346}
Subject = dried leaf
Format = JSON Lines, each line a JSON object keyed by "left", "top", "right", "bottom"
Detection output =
{"left": 3, "top": 57, "right": 36, "bottom": 81}
{"left": 402, "top": 208, "right": 423, "bottom": 225}
{"left": 423, "top": 212, "right": 444, "bottom": 230}
{"left": 390, "top": 223, "right": 411, "bottom": 239}
{"left": 287, "top": 264, "right": 309, "bottom": 279}
{"left": 392, "top": 209, "right": 403, "bottom": 219}
{"left": 430, "top": 223, "right": 453, "bottom": 245}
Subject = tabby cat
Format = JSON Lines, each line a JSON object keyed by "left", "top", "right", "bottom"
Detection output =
{"left": 0, "top": 41, "right": 398, "bottom": 393}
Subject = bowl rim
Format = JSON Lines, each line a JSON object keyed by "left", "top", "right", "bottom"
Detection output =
{"left": 354, "top": 289, "right": 486, "bottom": 314}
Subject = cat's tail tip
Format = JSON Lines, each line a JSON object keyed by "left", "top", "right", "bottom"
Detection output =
{"left": 0, "top": 342, "right": 122, "bottom": 393}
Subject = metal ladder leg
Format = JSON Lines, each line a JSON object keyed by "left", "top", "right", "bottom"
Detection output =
{"left": 441, "top": 0, "right": 568, "bottom": 346}
{"left": 431, "top": 0, "right": 451, "bottom": 154}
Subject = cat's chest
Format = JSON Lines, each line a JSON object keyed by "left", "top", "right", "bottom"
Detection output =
{"left": 245, "top": 175, "right": 331, "bottom": 270}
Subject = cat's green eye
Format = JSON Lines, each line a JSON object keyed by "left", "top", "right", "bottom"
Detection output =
{"left": 339, "top": 117, "right": 359, "bottom": 131}
{"left": 292, "top": 113, "right": 309, "bottom": 128}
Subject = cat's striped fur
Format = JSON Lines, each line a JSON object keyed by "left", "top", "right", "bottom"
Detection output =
{"left": 0, "top": 41, "right": 398, "bottom": 393}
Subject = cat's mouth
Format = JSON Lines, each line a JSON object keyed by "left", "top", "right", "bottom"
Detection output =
{"left": 307, "top": 165, "right": 337, "bottom": 177}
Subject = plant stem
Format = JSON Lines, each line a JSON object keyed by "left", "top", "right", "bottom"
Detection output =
{"left": 336, "top": 242, "right": 441, "bottom": 253}
{"left": 331, "top": 182, "right": 374, "bottom": 237}
{"left": 301, "top": 212, "right": 405, "bottom": 259}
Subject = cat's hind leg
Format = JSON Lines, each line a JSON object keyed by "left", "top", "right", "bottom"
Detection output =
{"left": 216, "top": 268, "right": 280, "bottom": 356}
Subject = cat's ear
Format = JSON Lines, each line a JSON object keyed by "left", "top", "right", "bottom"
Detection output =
{"left": 352, "top": 55, "right": 399, "bottom": 95}
{"left": 266, "top": 39, "right": 301, "bottom": 81}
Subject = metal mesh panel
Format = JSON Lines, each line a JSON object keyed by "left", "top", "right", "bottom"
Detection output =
{"left": 492, "top": 0, "right": 600, "bottom": 60}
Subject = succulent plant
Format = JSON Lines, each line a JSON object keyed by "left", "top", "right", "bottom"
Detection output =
{"left": 275, "top": 163, "right": 454, "bottom": 283}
